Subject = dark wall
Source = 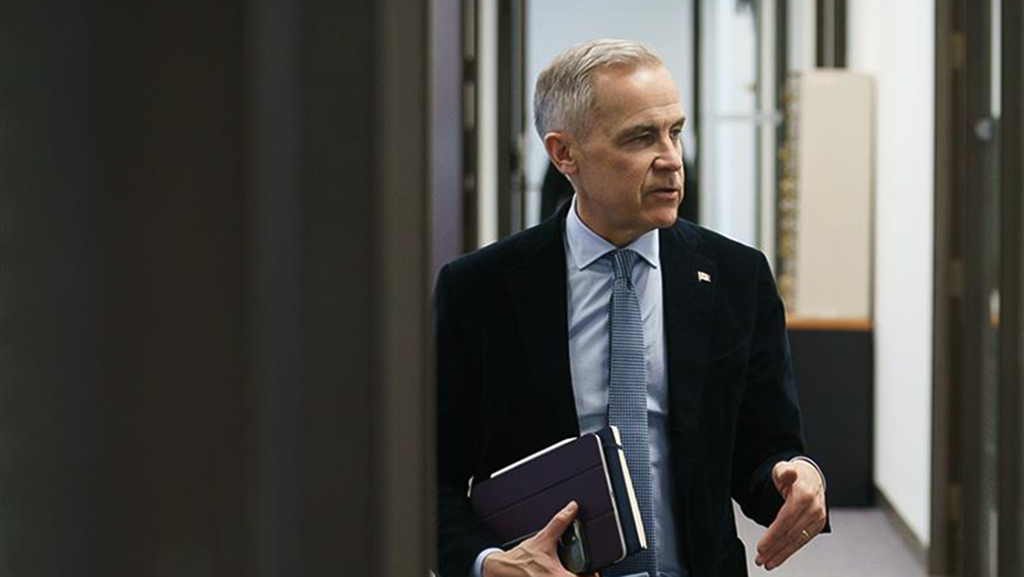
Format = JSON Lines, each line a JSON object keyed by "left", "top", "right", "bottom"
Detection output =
{"left": 1, "top": 2, "right": 104, "bottom": 574}
{"left": 0, "top": 0, "right": 436, "bottom": 575}
{"left": 90, "top": 3, "right": 250, "bottom": 574}
{"left": 790, "top": 328, "right": 874, "bottom": 507}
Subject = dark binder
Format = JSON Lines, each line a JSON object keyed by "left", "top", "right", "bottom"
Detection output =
{"left": 595, "top": 426, "right": 645, "bottom": 556}
{"left": 469, "top": 426, "right": 646, "bottom": 574}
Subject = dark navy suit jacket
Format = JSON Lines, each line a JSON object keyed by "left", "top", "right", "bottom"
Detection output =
{"left": 435, "top": 202, "right": 828, "bottom": 577}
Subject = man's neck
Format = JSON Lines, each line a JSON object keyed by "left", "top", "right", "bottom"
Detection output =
{"left": 574, "top": 203, "right": 645, "bottom": 248}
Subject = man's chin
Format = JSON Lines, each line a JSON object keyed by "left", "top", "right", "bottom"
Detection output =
{"left": 647, "top": 206, "right": 680, "bottom": 228}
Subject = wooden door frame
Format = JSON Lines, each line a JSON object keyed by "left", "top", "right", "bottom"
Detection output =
{"left": 932, "top": 0, "right": 1024, "bottom": 575}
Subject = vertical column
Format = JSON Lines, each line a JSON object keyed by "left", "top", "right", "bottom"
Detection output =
{"left": 0, "top": 1, "right": 102, "bottom": 574}
{"left": 997, "top": 0, "right": 1024, "bottom": 574}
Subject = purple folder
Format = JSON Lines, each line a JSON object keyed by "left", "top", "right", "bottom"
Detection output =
{"left": 470, "top": 427, "right": 646, "bottom": 573}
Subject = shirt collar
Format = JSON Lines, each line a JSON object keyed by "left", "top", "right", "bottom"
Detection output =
{"left": 565, "top": 195, "right": 660, "bottom": 271}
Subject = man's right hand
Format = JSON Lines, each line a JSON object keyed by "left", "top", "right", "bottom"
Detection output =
{"left": 481, "top": 501, "right": 599, "bottom": 577}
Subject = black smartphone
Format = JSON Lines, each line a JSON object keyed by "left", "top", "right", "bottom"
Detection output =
{"left": 557, "top": 519, "right": 589, "bottom": 574}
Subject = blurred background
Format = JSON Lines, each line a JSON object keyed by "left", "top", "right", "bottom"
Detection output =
{"left": 1, "top": 0, "right": 1021, "bottom": 575}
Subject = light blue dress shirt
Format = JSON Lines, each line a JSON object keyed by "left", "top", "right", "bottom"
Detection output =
{"left": 560, "top": 197, "right": 682, "bottom": 577}
{"left": 471, "top": 196, "right": 824, "bottom": 577}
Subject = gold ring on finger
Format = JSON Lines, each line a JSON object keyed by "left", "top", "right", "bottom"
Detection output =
{"left": 801, "top": 529, "right": 811, "bottom": 542}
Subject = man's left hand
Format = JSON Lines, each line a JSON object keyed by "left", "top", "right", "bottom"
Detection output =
{"left": 754, "top": 459, "right": 827, "bottom": 571}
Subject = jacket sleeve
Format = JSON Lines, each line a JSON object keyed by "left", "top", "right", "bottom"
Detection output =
{"left": 729, "top": 253, "right": 814, "bottom": 527}
{"left": 434, "top": 264, "right": 501, "bottom": 577}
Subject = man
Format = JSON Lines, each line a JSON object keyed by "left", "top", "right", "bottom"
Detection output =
{"left": 436, "top": 39, "right": 829, "bottom": 577}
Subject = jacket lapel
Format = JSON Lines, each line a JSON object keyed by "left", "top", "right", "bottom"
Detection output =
{"left": 660, "top": 223, "right": 717, "bottom": 444}
{"left": 504, "top": 208, "right": 580, "bottom": 437}
{"left": 660, "top": 222, "right": 718, "bottom": 573}
{"left": 502, "top": 216, "right": 718, "bottom": 443}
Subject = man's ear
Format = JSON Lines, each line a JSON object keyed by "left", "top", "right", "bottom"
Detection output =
{"left": 543, "top": 132, "right": 578, "bottom": 176}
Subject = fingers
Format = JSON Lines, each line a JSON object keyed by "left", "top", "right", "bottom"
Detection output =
{"left": 484, "top": 505, "right": 584, "bottom": 577}
{"left": 757, "top": 462, "right": 828, "bottom": 570}
{"left": 758, "top": 494, "right": 823, "bottom": 560}
{"left": 533, "top": 501, "right": 579, "bottom": 547}
{"left": 756, "top": 506, "right": 820, "bottom": 569}
{"left": 756, "top": 494, "right": 802, "bottom": 562}
{"left": 758, "top": 516, "right": 822, "bottom": 571}
{"left": 766, "top": 523, "right": 815, "bottom": 570}
{"left": 756, "top": 487, "right": 827, "bottom": 570}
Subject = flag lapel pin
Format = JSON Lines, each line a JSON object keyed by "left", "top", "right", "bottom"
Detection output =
{"left": 697, "top": 271, "right": 712, "bottom": 283}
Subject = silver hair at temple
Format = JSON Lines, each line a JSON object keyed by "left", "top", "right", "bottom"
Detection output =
{"left": 533, "top": 39, "right": 663, "bottom": 139}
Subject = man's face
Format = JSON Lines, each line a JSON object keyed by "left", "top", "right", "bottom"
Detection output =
{"left": 567, "top": 64, "right": 686, "bottom": 246}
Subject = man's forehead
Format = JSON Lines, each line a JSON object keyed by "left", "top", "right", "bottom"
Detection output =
{"left": 589, "top": 65, "right": 685, "bottom": 130}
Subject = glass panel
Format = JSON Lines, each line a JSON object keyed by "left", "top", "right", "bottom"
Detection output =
{"left": 700, "top": 0, "right": 762, "bottom": 248}
{"left": 711, "top": 120, "right": 760, "bottom": 245}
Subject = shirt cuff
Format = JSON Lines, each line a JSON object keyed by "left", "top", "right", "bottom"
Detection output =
{"left": 791, "top": 456, "right": 827, "bottom": 492}
{"left": 471, "top": 547, "right": 503, "bottom": 577}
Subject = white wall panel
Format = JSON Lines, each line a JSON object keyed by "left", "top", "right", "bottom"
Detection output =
{"left": 848, "top": 0, "right": 935, "bottom": 546}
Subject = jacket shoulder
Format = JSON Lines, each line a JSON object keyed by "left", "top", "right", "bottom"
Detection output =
{"left": 441, "top": 220, "right": 559, "bottom": 283}
{"left": 670, "top": 218, "right": 767, "bottom": 269}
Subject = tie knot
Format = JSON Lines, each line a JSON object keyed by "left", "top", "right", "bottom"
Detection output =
{"left": 610, "top": 249, "right": 639, "bottom": 281}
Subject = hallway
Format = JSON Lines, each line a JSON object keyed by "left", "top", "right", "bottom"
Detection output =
{"left": 735, "top": 505, "right": 927, "bottom": 576}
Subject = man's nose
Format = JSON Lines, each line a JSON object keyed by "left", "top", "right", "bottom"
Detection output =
{"left": 653, "top": 140, "right": 683, "bottom": 172}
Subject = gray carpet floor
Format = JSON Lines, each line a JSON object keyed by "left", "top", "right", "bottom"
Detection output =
{"left": 734, "top": 504, "right": 928, "bottom": 576}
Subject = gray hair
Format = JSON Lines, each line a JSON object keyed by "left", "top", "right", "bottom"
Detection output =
{"left": 533, "top": 39, "right": 663, "bottom": 139}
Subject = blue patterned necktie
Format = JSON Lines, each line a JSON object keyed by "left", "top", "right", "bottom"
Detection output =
{"left": 605, "top": 249, "right": 658, "bottom": 577}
